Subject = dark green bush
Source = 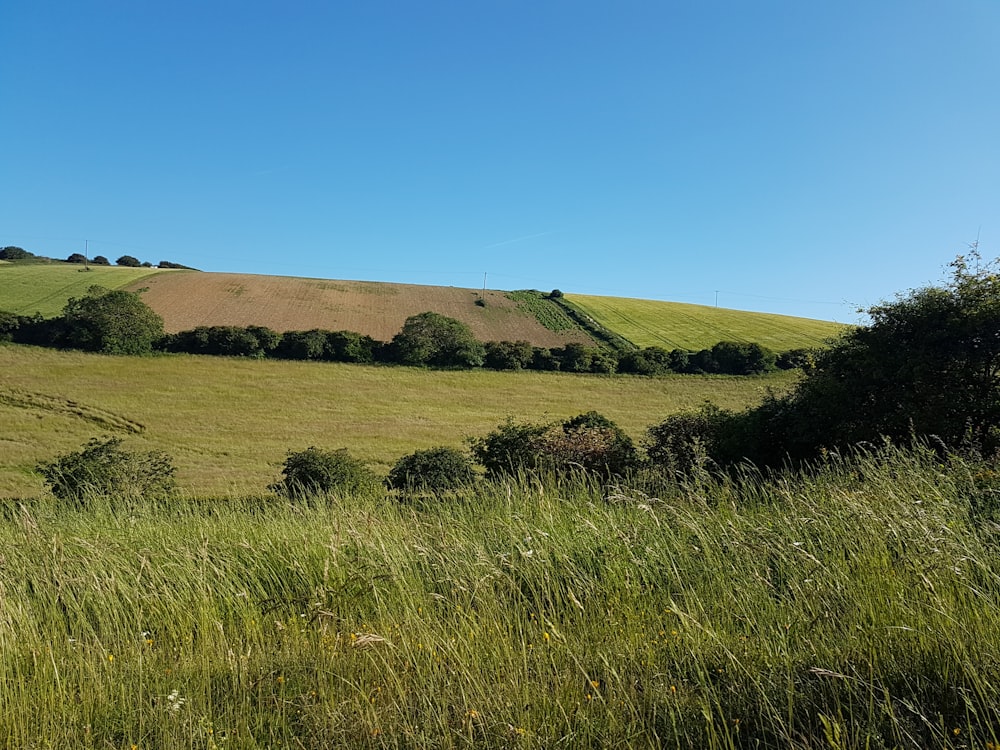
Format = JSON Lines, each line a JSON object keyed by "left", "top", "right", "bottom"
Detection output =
{"left": 390, "top": 312, "right": 485, "bottom": 368}
{"left": 645, "top": 403, "right": 735, "bottom": 475}
{"left": 484, "top": 340, "right": 534, "bottom": 370}
{"left": 271, "top": 447, "right": 377, "bottom": 499}
{"left": 469, "top": 419, "right": 550, "bottom": 479}
{"left": 386, "top": 446, "right": 476, "bottom": 493}
{"left": 0, "top": 246, "right": 33, "bottom": 260}
{"left": 61, "top": 286, "right": 164, "bottom": 355}
{"left": 116, "top": 255, "right": 141, "bottom": 267}
{"left": 36, "top": 437, "right": 176, "bottom": 506}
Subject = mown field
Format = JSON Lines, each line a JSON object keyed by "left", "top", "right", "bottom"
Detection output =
{"left": 2, "top": 447, "right": 998, "bottom": 748}
{"left": 0, "top": 263, "right": 170, "bottom": 317}
{"left": 567, "top": 293, "right": 846, "bottom": 351}
{"left": 0, "top": 344, "right": 796, "bottom": 498}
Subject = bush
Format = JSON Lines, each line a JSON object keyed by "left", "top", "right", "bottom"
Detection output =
{"left": 484, "top": 340, "right": 534, "bottom": 370}
{"left": 91, "top": 255, "right": 111, "bottom": 265}
{"left": 116, "top": 255, "right": 142, "bottom": 267}
{"left": 386, "top": 446, "right": 476, "bottom": 493}
{"left": 66, "top": 253, "right": 88, "bottom": 264}
{"left": 36, "top": 437, "right": 176, "bottom": 506}
{"left": 270, "top": 447, "right": 377, "bottom": 499}
{"left": 469, "top": 419, "right": 550, "bottom": 479}
{"left": 645, "top": 403, "right": 734, "bottom": 475}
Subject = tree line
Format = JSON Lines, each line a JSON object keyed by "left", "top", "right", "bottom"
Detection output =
{"left": 0, "top": 290, "right": 809, "bottom": 376}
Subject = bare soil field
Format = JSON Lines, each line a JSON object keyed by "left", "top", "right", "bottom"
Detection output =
{"left": 127, "top": 272, "right": 594, "bottom": 346}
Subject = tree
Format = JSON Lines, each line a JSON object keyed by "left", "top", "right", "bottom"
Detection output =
{"left": 390, "top": 311, "right": 485, "bottom": 368}
{"left": 484, "top": 340, "right": 534, "bottom": 370}
{"left": 0, "top": 246, "right": 33, "bottom": 260}
{"left": 66, "top": 253, "right": 88, "bottom": 264}
{"left": 91, "top": 255, "right": 111, "bottom": 266}
{"left": 116, "top": 255, "right": 141, "bottom": 267}
{"left": 61, "top": 286, "right": 164, "bottom": 355}
{"left": 656, "top": 251, "right": 1000, "bottom": 471}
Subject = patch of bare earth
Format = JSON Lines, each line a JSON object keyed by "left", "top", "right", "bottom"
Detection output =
{"left": 128, "top": 272, "right": 595, "bottom": 347}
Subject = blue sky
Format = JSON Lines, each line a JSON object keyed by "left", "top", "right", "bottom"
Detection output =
{"left": 2, "top": 1, "right": 997, "bottom": 322}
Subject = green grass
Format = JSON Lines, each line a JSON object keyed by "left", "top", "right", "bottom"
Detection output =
{"left": 0, "top": 344, "right": 795, "bottom": 497}
{"left": 2, "top": 446, "right": 998, "bottom": 748}
{"left": 0, "top": 262, "right": 171, "bottom": 317}
{"left": 567, "top": 293, "right": 847, "bottom": 351}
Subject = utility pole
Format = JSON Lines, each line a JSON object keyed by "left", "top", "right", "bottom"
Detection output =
{"left": 715, "top": 290, "right": 719, "bottom": 307}
{"left": 482, "top": 272, "right": 487, "bottom": 300}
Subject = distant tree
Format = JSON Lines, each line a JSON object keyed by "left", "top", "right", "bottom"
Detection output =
{"left": 0, "top": 246, "right": 33, "bottom": 260}
{"left": 276, "top": 329, "right": 328, "bottom": 360}
{"left": 710, "top": 341, "right": 777, "bottom": 375}
{"left": 116, "top": 255, "right": 141, "bottom": 267}
{"left": 326, "top": 330, "right": 377, "bottom": 363}
{"left": 91, "top": 255, "right": 111, "bottom": 266}
{"left": 390, "top": 311, "right": 485, "bottom": 368}
{"left": 556, "top": 342, "right": 594, "bottom": 373}
{"left": 66, "top": 253, "right": 88, "bottom": 264}
{"left": 549, "top": 289, "right": 564, "bottom": 298}
{"left": 61, "top": 286, "right": 164, "bottom": 355}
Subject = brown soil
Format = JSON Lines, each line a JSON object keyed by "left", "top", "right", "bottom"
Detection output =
{"left": 128, "top": 272, "right": 594, "bottom": 347}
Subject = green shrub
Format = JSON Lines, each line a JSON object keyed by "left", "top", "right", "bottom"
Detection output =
{"left": 271, "top": 447, "right": 377, "bottom": 499}
{"left": 386, "top": 446, "right": 476, "bottom": 493}
{"left": 36, "top": 437, "right": 176, "bottom": 506}
{"left": 469, "top": 419, "right": 550, "bottom": 479}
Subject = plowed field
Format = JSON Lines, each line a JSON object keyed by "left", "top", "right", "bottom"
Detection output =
{"left": 127, "top": 272, "right": 594, "bottom": 347}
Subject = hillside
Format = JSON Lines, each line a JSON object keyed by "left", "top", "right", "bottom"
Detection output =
{"left": 0, "top": 263, "right": 169, "bottom": 317}
{"left": 123, "top": 271, "right": 595, "bottom": 347}
{"left": 1, "top": 262, "right": 844, "bottom": 351}
{"left": 566, "top": 293, "right": 846, "bottom": 351}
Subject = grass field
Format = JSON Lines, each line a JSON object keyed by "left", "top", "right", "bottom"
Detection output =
{"left": 2, "top": 447, "right": 997, "bottom": 748}
{"left": 0, "top": 262, "right": 170, "bottom": 317}
{"left": 567, "top": 293, "right": 847, "bottom": 351}
{"left": 0, "top": 344, "right": 796, "bottom": 498}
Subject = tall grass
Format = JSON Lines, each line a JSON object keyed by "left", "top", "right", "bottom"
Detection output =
{"left": 2, "top": 446, "right": 998, "bottom": 748}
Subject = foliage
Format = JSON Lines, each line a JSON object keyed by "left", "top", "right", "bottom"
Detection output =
{"left": 469, "top": 419, "right": 551, "bottom": 479}
{"left": 66, "top": 253, "right": 88, "bottom": 264}
{"left": 91, "top": 255, "right": 110, "bottom": 266}
{"left": 0, "top": 246, "right": 33, "bottom": 260}
{"left": 471, "top": 412, "right": 638, "bottom": 479}
{"left": 61, "top": 285, "right": 164, "bottom": 355}
{"left": 645, "top": 402, "right": 735, "bottom": 475}
{"left": 162, "top": 325, "right": 280, "bottom": 357}
{"left": 116, "top": 255, "right": 142, "bottom": 267}
{"left": 483, "top": 340, "right": 534, "bottom": 370}
{"left": 505, "top": 290, "right": 580, "bottom": 332}
{"left": 776, "top": 347, "right": 815, "bottom": 371}
{"left": 386, "top": 446, "right": 476, "bottom": 493}
{"left": 270, "top": 446, "right": 376, "bottom": 499}
{"left": 709, "top": 340, "right": 777, "bottom": 375}
{"left": 541, "top": 411, "right": 639, "bottom": 476}
{"left": 157, "top": 260, "right": 197, "bottom": 270}
{"left": 35, "top": 437, "right": 175, "bottom": 505}
{"left": 390, "top": 311, "right": 485, "bottom": 368}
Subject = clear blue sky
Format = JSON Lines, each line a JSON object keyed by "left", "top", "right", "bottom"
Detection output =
{"left": 2, "top": 1, "right": 998, "bottom": 322}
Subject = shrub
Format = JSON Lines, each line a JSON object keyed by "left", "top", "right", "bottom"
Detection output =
{"left": 91, "top": 255, "right": 110, "bottom": 265}
{"left": 484, "top": 340, "right": 534, "bottom": 370}
{"left": 36, "top": 437, "right": 176, "bottom": 506}
{"left": 66, "top": 253, "right": 88, "bottom": 264}
{"left": 270, "top": 447, "right": 377, "bottom": 499}
{"left": 710, "top": 341, "right": 777, "bottom": 375}
{"left": 645, "top": 403, "right": 734, "bottom": 475}
{"left": 541, "top": 412, "right": 640, "bottom": 477}
{"left": 386, "top": 446, "right": 476, "bottom": 493}
{"left": 469, "top": 419, "right": 550, "bottom": 479}
{"left": 116, "top": 255, "right": 142, "bottom": 267}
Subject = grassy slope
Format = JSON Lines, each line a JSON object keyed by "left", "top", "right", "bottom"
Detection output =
{"left": 0, "top": 344, "right": 796, "bottom": 497}
{"left": 0, "top": 262, "right": 170, "bottom": 317}
{"left": 567, "top": 293, "right": 846, "bottom": 351}
{"left": 1, "top": 449, "right": 996, "bottom": 748}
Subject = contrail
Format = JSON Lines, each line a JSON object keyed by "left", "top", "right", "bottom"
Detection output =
{"left": 482, "top": 231, "right": 555, "bottom": 250}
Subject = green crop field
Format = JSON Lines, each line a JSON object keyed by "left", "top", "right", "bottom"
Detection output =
{"left": 0, "top": 344, "right": 796, "bottom": 497}
{"left": 0, "top": 262, "right": 170, "bottom": 317}
{"left": 567, "top": 293, "right": 847, "bottom": 351}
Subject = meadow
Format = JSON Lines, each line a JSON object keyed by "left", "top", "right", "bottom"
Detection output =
{"left": 2, "top": 446, "right": 997, "bottom": 748}
{"left": 0, "top": 344, "right": 795, "bottom": 497}
{"left": 567, "top": 294, "right": 846, "bottom": 351}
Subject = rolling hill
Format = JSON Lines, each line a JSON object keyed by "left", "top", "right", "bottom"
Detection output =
{"left": 0, "top": 262, "right": 846, "bottom": 351}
